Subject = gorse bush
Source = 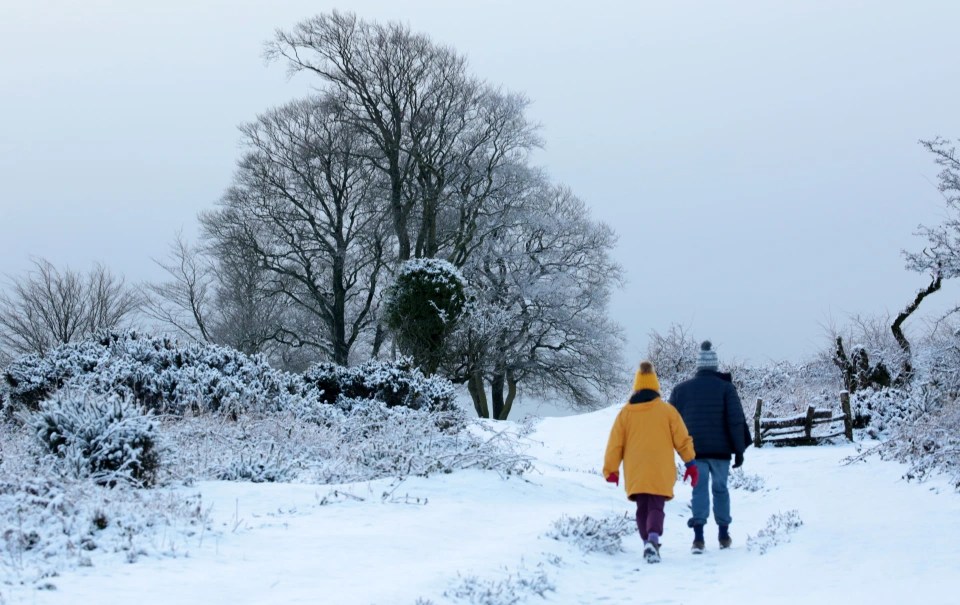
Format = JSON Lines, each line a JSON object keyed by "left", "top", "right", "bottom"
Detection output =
{"left": 303, "top": 357, "right": 457, "bottom": 412}
{"left": 2, "top": 332, "right": 458, "bottom": 418}
{"left": 3, "top": 331, "right": 300, "bottom": 415}
{"left": 31, "top": 390, "right": 160, "bottom": 487}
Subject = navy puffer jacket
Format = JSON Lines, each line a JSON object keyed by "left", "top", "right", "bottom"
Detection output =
{"left": 668, "top": 370, "right": 747, "bottom": 459}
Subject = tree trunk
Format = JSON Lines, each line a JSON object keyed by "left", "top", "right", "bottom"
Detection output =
{"left": 389, "top": 160, "right": 412, "bottom": 262}
{"left": 490, "top": 370, "right": 505, "bottom": 420}
{"left": 891, "top": 270, "right": 942, "bottom": 385}
{"left": 371, "top": 323, "right": 386, "bottom": 358}
{"left": 497, "top": 369, "right": 517, "bottom": 421}
{"left": 331, "top": 248, "right": 349, "bottom": 366}
{"left": 467, "top": 371, "right": 489, "bottom": 418}
{"left": 833, "top": 336, "right": 858, "bottom": 393}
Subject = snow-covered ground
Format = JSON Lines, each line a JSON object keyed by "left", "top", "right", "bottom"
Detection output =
{"left": 4, "top": 403, "right": 959, "bottom": 605}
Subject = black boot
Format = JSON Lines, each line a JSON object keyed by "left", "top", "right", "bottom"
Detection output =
{"left": 719, "top": 525, "right": 732, "bottom": 549}
{"left": 691, "top": 524, "right": 705, "bottom": 554}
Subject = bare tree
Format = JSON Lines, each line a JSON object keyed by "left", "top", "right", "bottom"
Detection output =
{"left": 203, "top": 95, "right": 387, "bottom": 365}
{"left": 142, "top": 234, "right": 217, "bottom": 344}
{"left": 894, "top": 137, "right": 960, "bottom": 382}
{"left": 265, "top": 11, "right": 540, "bottom": 265}
{"left": 0, "top": 258, "right": 140, "bottom": 357}
{"left": 143, "top": 234, "right": 284, "bottom": 357}
{"left": 446, "top": 184, "right": 626, "bottom": 419}
{"left": 646, "top": 323, "right": 700, "bottom": 386}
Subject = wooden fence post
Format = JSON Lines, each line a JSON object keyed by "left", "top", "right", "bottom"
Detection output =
{"left": 754, "top": 398, "right": 763, "bottom": 448}
{"left": 840, "top": 391, "right": 853, "bottom": 441}
{"left": 804, "top": 406, "right": 816, "bottom": 440}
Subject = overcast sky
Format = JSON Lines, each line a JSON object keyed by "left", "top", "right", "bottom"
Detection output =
{"left": 2, "top": 0, "right": 960, "bottom": 365}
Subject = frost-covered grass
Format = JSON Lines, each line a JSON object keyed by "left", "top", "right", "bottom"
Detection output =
{"left": 728, "top": 467, "right": 767, "bottom": 492}
{"left": 0, "top": 373, "right": 532, "bottom": 588}
{"left": 2, "top": 331, "right": 959, "bottom": 603}
{"left": 1, "top": 403, "right": 959, "bottom": 604}
{"left": 745, "top": 510, "right": 803, "bottom": 555}
{"left": 0, "top": 424, "right": 209, "bottom": 585}
{"left": 160, "top": 403, "right": 531, "bottom": 487}
{"left": 443, "top": 563, "right": 555, "bottom": 605}
{"left": 544, "top": 513, "right": 633, "bottom": 554}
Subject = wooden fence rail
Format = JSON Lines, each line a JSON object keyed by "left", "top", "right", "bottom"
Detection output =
{"left": 753, "top": 391, "right": 854, "bottom": 447}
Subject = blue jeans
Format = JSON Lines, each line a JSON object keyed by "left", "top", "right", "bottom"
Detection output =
{"left": 689, "top": 459, "right": 732, "bottom": 527}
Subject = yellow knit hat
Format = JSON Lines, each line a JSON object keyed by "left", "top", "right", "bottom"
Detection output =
{"left": 631, "top": 361, "right": 661, "bottom": 393}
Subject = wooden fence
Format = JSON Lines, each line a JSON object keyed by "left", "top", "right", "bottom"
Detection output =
{"left": 753, "top": 392, "right": 854, "bottom": 447}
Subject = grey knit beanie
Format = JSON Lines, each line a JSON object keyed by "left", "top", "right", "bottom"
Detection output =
{"left": 697, "top": 340, "right": 718, "bottom": 370}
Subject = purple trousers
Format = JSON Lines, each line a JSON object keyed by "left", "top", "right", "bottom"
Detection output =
{"left": 631, "top": 494, "right": 666, "bottom": 541}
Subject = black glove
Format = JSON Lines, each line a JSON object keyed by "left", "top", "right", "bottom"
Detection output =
{"left": 732, "top": 453, "right": 744, "bottom": 469}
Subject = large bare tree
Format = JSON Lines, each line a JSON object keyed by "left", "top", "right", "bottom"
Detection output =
{"left": 0, "top": 258, "right": 140, "bottom": 357}
{"left": 203, "top": 95, "right": 387, "bottom": 365}
{"left": 265, "top": 11, "right": 540, "bottom": 265}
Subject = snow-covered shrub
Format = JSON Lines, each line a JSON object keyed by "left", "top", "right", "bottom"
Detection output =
{"left": 746, "top": 510, "right": 802, "bottom": 554}
{"left": 728, "top": 467, "right": 767, "bottom": 492}
{"left": 334, "top": 400, "right": 527, "bottom": 480}
{"left": 303, "top": 357, "right": 458, "bottom": 414}
{"left": 860, "top": 397, "right": 960, "bottom": 490}
{"left": 160, "top": 402, "right": 530, "bottom": 486}
{"left": 545, "top": 513, "right": 633, "bottom": 555}
{"left": 848, "top": 386, "right": 916, "bottom": 437}
{"left": 30, "top": 391, "right": 160, "bottom": 487}
{"left": 384, "top": 259, "right": 467, "bottom": 374}
{"left": 445, "top": 563, "right": 555, "bottom": 605}
{"left": 215, "top": 448, "right": 295, "bottom": 483}
{"left": 3, "top": 331, "right": 302, "bottom": 416}
{"left": 0, "top": 473, "right": 209, "bottom": 584}
{"left": 727, "top": 358, "right": 842, "bottom": 420}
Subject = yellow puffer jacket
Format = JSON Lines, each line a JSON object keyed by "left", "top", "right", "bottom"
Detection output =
{"left": 603, "top": 397, "right": 696, "bottom": 500}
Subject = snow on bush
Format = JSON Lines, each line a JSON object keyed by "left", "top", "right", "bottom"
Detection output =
{"left": 728, "top": 467, "right": 767, "bottom": 492}
{"left": 851, "top": 396, "right": 960, "bottom": 490}
{"left": 384, "top": 258, "right": 467, "bottom": 374}
{"left": 444, "top": 563, "right": 555, "bottom": 605}
{"left": 848, "top": 386, "right": 917, "bottom": 436}
{"left": 214, "top": 448, "right": 295, "bottom": 483}
{"left": 746, "top": 510, "right": 803, "bottom": 554}
{"left": 30, "top": 390, "right": 160, "bottom": 487}
{"left": 303, "top": 357, "right": 457, "bottom": 413}
{"left": 544, "top": 513, "right": 633, "bottom": 555}
{"left": 161, "top": 402, "right": 531, "bottom": 486}
{"left": 728, "top": 358, "right": 842, "bottom": 420}
{"left": 0, "top": 432, "right": 209, "bottom": 587}
{"left": 2, "top": 331, "right": 301, "bottom": 416}
{"left": 1, "top": 333, "right": 458, "bottom": 422}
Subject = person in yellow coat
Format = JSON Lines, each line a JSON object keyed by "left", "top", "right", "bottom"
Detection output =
{"left": 603, "top": 361, "right": 699, "bottom": 563}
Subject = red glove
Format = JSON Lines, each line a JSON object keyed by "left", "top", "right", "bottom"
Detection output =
{"left": 683, "top": 462, "right": 699, "bottom": 488}
{"left": 606, "top": 472, "right": 619, "bottom": 486}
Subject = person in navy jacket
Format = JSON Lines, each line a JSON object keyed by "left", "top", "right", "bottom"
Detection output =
{"left": 669, "top": 340, "right": 747, "bottom": 553}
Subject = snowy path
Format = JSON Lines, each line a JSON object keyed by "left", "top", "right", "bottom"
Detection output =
{"left": 5, "top": 406, "right": 960, "bottom": 604}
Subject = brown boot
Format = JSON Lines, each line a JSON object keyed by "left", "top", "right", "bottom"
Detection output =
{"left": 691, "top": 539, "right": 705, "bottom": 554}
